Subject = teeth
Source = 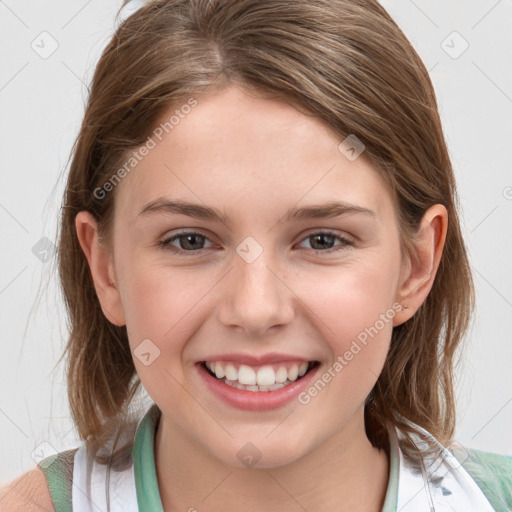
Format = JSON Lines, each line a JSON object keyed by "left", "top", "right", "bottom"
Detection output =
{"left": 238, "top": 365, "right": 256, "bottom": 385}
{"left": 204, "top": 360, "right": 314, "bottom": 389}
{"left": 275, "top": 367, "right": 288, "bottom": 383}
{"left": 224, "top": 379, "right": 288, "bottom": 392}
{"left": 256, "top": 366, "right": 276, "bottom": 386}
{"left": 214, "top": 362, "right": 225, "bottom": 379}
{"left": 287, "top": 365, "right": 299, "bottom": 381}
{"left": 267, "top": 382, "right": 286, "bottom": 391}
{"left": 224, "top": 364, "right": 237, "bottom": 381}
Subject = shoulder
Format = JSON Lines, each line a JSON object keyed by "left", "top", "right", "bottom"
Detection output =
{"left": 451, "top": 444, "right": 512, "bottom": 510}
{"left": 0, "top": 447, "right": 78, "bottom": 512}
{"left": 0, "top": 466, "right": 54, "bottom": 511}
{"left": 452, "top": 444, "right": 512, "bottom": 478}
{"left": 468, "top": 447, "right": 512, "bottom": 470}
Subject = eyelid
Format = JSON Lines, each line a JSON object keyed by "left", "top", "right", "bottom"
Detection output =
{"left": 159, "top": 229, "right": 213, "bottom": 248}
{"left": 300, "top": 228, "right": 355, "bottom": 243}
{"left": 296, "top": 229, "right": 355, "bottom": 254}
{"left": 158, "top": 228, "right": 355, "bottom": 256}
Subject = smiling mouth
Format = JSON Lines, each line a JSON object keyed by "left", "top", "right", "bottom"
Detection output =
{"left": 200, "top": 360, "right": 320, "bottom": 392}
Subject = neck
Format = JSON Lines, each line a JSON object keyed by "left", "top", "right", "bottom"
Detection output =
{"left": 154, "top": 407, "right": 389, "bottom": 512}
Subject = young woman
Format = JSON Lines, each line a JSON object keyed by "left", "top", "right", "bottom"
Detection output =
{"left": 2, "top": 0, "right": 511, "bottom": 510}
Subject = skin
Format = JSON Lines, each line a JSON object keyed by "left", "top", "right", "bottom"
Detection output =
{"left": 76, "top": 84, "right": 447, "bottom": 512}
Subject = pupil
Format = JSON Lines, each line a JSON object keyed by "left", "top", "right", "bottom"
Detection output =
{"left": 313, "top": 234, "right": 334, "bottom": 250}
{"left": 182, "top": 234, "right": 202, "bottom": 250}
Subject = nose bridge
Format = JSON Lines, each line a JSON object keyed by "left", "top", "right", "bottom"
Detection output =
{"left": 237, "top": 244, "right": 276, "bottom": 293}
{"left": 218, "top": 236, "right": 294, "bottom": 334}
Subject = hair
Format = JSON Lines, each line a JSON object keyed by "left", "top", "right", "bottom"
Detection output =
{"left": 56, "top": 0, "right": 474, "bottom": 473}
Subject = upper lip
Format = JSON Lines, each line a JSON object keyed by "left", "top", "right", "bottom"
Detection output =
{"left": 200, "top": 352, "right": 316, "bottom": 366}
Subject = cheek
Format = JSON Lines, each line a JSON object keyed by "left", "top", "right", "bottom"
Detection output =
{"left": 294, "top": 288, "right": 396, "bottom": 424}
{"left": 299, "top": 252, "right": 400, "bottom": 390}
{"left": 120, "top": 268, "right": 173, "bottom": 337}
{"left": 306, "top": 254, "right": 399, "bottom": 336}
{"left": 117, "top": 258, "right": 216, "bottom": 359}
{"left": 119, "top": 262, "right": 208, "bottom": 397}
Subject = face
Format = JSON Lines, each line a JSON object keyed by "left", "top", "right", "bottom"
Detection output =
{"left": 106, "top": 84, "right": 409, "bottom": 468}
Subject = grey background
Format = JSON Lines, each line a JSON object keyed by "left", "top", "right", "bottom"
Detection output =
{"left": 0, "top": 0, "right": 511, "bottom": 484}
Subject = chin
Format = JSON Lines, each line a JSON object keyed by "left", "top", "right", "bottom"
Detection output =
{"left": 210, "top": 434, "right": 312, "bottom": 470}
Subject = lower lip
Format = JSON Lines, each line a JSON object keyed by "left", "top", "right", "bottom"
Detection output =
{"left": 196, "top": 362, "right": 320, "bottom": 411}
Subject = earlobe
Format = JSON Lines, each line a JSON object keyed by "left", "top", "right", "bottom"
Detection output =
{"left": 393, "top": 204, "right": 448, "bottom": 326}
{"left": 75, "top": 211, "right": 126, "bottom": 326}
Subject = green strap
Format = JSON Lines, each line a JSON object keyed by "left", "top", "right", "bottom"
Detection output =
{"left": 380, "top": 422, "right": 399, "bottom": 512}
{"left": 37, "top": 448, "right": 77, "bottom": 512}
{"left": 133, "top": 404, "right": 165, "bottom": 511}
{"left": 451, "top": 444, "right": 512, "bottom": 511}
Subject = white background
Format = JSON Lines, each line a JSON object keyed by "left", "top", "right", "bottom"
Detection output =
{"left": 0, "top": 0, "right": 511, "bottom": 485}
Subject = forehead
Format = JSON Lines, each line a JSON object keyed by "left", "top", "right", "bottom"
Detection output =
{"left": 114, "top": 85, "right": 395, "bottom": 226}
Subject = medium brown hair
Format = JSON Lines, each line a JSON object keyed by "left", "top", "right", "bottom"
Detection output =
{"left": 57, "top": 0, "right": 474, "bottom": 465}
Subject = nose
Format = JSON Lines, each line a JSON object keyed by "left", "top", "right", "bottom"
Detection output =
{"left": 217, "top": 246, "right": 295, "bottom": 337}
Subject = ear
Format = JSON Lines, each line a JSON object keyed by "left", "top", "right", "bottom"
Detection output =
{"left": 393, "top": 204, "right": 448, "bottom": 326}
{"left": 75, "top": 211, "right": 126, "bottom": 326}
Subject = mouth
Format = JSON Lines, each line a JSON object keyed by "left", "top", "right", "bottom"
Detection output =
{"left": 196, "top": 359, "right": 321, "bottom": 411}
{"left": 200, "top": 360, "right": 321, "bottom": 392}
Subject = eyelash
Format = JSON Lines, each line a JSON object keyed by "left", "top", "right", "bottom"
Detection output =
{"left": 158, "top": 230, "right": 354, "bottom": 256}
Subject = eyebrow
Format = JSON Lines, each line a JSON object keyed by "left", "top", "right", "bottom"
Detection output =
{"left": 138, "top": 198, "right": 376, "bottom": 224}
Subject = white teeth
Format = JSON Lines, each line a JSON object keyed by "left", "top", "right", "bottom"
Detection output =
{"left": 224, "top": 380, "right": 289, "bottom": 392}
{"left": 204, "top": 360, "right": 313, "bottom": 388}
{"left": 237, "top": 365, "right": 256, "bottom": 385}
{"left": 256, "top": 366, "right": 276, "bottom": 386}
{"left": 267, "top": 382, "right": 286, "bottom": 391}
{"left": 275, "top": 367, "right": 288, "bottom": 383}
{"left": 224, "top": 364, "right": 237, "bottom": 381}
{"left": 287, "top": 365, "right": 299, "bottom": 381}
{"left": 214, "top": 362, "right": 225, "bottom": 379}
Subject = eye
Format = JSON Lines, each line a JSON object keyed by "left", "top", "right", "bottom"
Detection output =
{"left": 296, "top": 230, "right": 354, "bottom": 254}
{"left": 159, "top": 231, "right": 213, "bottom": 255}
{"left": 158, "top": 229, "right": 354, "bottom": 256}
